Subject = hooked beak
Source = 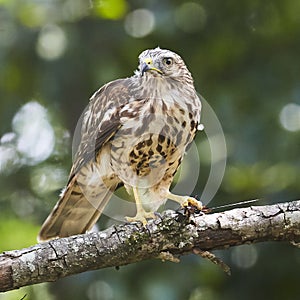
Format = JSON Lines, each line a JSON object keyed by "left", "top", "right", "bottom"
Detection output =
{"left": 140, "top": 58, "right": 163, "bottom": 76}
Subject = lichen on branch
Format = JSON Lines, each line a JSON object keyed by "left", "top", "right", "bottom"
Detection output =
{"left": 0, "top": 200, "right": 299, "bottom": 293}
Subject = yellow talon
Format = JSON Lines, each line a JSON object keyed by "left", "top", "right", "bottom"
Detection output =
{"left": 182, "top": 197, "right": 203, "bottom": 211}
{"left": 165, "top": 191, "right": 203, "bottom": 211}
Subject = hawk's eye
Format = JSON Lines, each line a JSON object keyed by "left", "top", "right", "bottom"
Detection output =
{"left": 163, "top": 57, "right": 173, "bottom": 66}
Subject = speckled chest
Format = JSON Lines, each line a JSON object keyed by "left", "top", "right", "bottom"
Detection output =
{"left": 109, "top": 97, "right": 199, "bottom": 186}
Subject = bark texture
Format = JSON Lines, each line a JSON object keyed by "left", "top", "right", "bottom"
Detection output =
{"left": 0, "top": 200, "right": 299, "bottom": 292}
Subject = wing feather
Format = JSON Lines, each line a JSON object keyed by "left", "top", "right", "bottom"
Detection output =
{"left": 70, "top": 77, "right": 137, "bottom": 177}
{"left": 38, "top": 76, "right": 141, "bottom": 241}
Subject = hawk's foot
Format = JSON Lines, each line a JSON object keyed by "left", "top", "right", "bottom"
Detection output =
{"left": 182, "top": 197, "right": 203, "bottom": 210}
{"left": 166, "top": 192, "right": 203, "bottom": 211}
{"left": 125, "top": 211, "right": 156, "bottom": 226}
{"left": 127, "top": 187, "right": 156, "bottom": 225}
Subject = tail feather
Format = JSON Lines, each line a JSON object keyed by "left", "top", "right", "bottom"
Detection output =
{"left": 38, "top": 175, "right": 118, "bottom": 242}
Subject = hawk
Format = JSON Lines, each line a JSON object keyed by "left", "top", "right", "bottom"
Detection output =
{"left": 38, "top": 47, "right": 202, "bottom": 241}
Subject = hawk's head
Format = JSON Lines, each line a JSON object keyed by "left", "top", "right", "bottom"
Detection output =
{"left": 137, "top": 47, "right": 192, "bottom": 80}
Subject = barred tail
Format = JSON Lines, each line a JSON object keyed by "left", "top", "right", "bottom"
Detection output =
{"left": 38, "top": 175, "right": 118, "bottom": 242}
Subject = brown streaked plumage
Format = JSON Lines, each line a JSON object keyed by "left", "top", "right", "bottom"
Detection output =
{"left": 38, "top": 47, "right": 202, "bottom": 242}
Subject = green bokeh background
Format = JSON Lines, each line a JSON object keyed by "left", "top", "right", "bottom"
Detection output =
{"left": 0, "top": 0, "right": 299, "bottom": 299}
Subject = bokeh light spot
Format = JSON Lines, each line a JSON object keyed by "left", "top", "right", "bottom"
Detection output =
{"left": 36, "top": 24, "right": 67, "bottom": 61}
{"left": 124, "top": 9, "right": 155, "bottom": 38}
{"left": 262, "top": 163, "right": 296, "bottom": 191}
{"left": 174, "top": 2, "right": 207, "bottom": 33}
{"left": 231, "top": 245, "right": 258, "bottom": 269}
{"left": 62, "top": 0, "right": 90, "bottom": 21}
{"left": 10, "top": 190, "right": 37, "bottom": 218}
{"left": 17, "top": 2, "right": 48, "bottom": 28}
{"left": 93, "top": 0, "right": 128, "bottom": 20}
{"left": 1, "top": 132, "right": 17, "bottom": 144}
{"left": 87, "top": 280, "right": 114, "bottom": 300}
{"left": 279, "top": 102, "right": 300, "bottom": 132}
{"left": 0, "top": 144, "right": 20, "bottom": 175}
{"left": 12, "top": 101, "right": 55, "bottom": 165}
{"left": 30, "top": 165, "right": 67, "bottom": 197}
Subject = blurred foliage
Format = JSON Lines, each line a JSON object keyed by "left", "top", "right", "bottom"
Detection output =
{"left": 0, "top": 0, "right": 300, "bottom": 299}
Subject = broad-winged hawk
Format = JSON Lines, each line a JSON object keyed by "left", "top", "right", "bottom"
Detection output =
{"left": 38, "top": 47, "right": 202, "bottom": 241}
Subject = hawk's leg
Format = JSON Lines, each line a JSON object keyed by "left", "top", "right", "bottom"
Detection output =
{"left": 166, "top": 191, "right": 203, "bottom": 210}
{"left": 125, "top": 187, "right": 155, "bottom": 225}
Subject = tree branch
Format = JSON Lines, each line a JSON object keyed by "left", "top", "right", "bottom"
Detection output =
{"left": 1, "top": 200, "right": 300, "bottom": 292}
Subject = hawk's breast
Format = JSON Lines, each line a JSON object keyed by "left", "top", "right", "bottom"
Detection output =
{"left": 109, "top": 94, "right": 200, "bottom": 189}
